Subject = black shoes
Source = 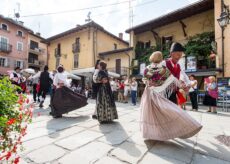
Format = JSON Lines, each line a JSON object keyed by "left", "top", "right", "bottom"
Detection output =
{"left": 92, "top": 115, "right": 97, "bottom": 119}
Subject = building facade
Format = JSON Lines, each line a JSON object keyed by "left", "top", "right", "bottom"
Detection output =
{"left": 126, "top": 0, "right": 217, "bottom": 87}
{"left": 28, "top": 33, "right": 47, "bottom": 70}
{"left": 46, "top": 21, "right": 129, "bottom": 72}
{"left": 99, "top": 47, "right": 133, "bottom": 76}
{"left": 215, "top": 0, "right": 230, "bottom": 77}
{"left": 0, "top": 15, "right": 30, "bottom": 75}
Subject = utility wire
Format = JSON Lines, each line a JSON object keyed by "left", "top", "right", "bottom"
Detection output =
{"left": 92, "top": 0, "right": 159, "bottom": 17}
{"left": 21, "top": 0, "right": 136, "bottom": 17}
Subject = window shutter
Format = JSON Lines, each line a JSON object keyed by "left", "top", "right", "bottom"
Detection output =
{"left": 4, "top": 58, "right": 8, "bottom": 67}
{"left": 20, "top": 61, "right": 24, "bottom": 69}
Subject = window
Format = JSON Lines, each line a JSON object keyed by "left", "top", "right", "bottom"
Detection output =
{"left": 30, "top": 40, "right": 38, "bottom": 50}
{"left": 17, "top": 42, "right": 23, "bottom": 51}
{"left": 15, "top": 60, "right": 23, "bottom": 69}
{"left": 145, "top": 41, "right": 151, "bottom": 49}
{"left": 114, "top": 43, "right": 117, "bottom": 50}
{"left": 162, "top": 36, "right": 173, "bottom": 49}
{"left": 0, "top": 36, "right": 9, "bottom": 51}
{"left": 17, "top": 30, "right": 23, "bottom": 37}
{"left": 0, "top": 58, "right": 6, "bottom": 67}
{"left": 74, "top": 54, "right": 79, "bottom": 68}
{"left": 1, "top": 23, "right": 8, "bottom": 31}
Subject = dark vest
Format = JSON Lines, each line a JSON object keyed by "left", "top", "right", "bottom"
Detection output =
{"left": 166, "top": 59, "right": 181, "bottom": 79}
{"left": 40, "top": 71, "right": 51, "bottom": 90}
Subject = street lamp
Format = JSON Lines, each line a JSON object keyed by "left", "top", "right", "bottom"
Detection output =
{"left": 217, "top": 0, "right": 230, "bottom": 77}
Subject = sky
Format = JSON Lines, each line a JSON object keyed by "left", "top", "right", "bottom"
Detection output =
{"left": 0, "top": 0, "right": 199, "bottom": 41}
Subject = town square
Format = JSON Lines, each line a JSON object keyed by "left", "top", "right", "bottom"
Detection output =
{"left": 0, "top": 0, "right": 230, "bottom": 163}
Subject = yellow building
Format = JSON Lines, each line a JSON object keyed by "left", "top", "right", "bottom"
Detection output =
{"left": 28, "top": 32, "right": 48, "bottom": 70}
{"left": 126, "top": 0, "right": 216, "bottom": 77}
{"left": 99, "top": 47, "right": 133, "bottom": 76}
{"left": 45, "top": 21, "right": 129, "bottom": 72}
{"left": 215, "top": 0, "right": 230, "bottom": 77}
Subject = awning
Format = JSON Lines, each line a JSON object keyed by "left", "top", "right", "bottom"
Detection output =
{"left": 30, "top": 70, "right": 81, "bottom": 80}
{"left": 71, "top": 67, "right": 120, "bottom": 78}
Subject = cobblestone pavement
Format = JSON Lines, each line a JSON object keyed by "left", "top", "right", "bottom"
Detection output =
{"left": 19, "top": 97, "right": 230, "bottom": 164}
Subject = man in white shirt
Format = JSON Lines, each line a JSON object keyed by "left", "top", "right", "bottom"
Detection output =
{"left": 110, "top": 78, "right": 119, "bottom": 101}
{"left": 123, "top": 76, "right": 130, "bottom": 103}
{"left": 131, "top": 77, "right": 138, "bottom": 106}
{"left": 189, "top": 74, "right": 198, "bottom": 111}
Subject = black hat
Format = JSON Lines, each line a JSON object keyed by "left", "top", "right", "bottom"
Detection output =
{"left": 170, "top": 42, "right": 185, "bottom": 53}
{"left": 14, "top": 67, "right": 21, "bottom": 71}
{"left": 44, "top": 65, "right": 49, "bottom": 71}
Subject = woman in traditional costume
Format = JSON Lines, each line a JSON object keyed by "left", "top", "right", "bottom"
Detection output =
{"left": 95, "top": 61, "right": 118, "bottom": 123}
{"left": 140, "top": 51, "right": 202, "bottom": 141}
{"left": 50, "top": 65, "right": 88, "bottom": 118}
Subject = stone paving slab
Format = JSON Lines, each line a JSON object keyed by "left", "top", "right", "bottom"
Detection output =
{"left": 139, "top": 152, "right": 186, "bottom": 164}
{"left": 110, "top": 141, "right": 148, "bottom": 164}
{"left": 149, "top": 140, "right": 194, "bottom": 163}
{"left": 55, "top": 130, "right": 103, "bottom": 150}
{"left": 19, "top": 97, "right": 230, "bottom": 164}
{"left": 21, "top": 136, "right": 55, "bottom": 155}
{"left": 95, "top": 156, "right": 125, "bottom": 164}
{"left": 26, "top": 145, "right": 66, "bottom": 163}
{"left": 191, "top": 154, "right": 230, "bottom": 164}
{"left": 58, "top": 141, "right": 113, "bottom": 164}
{"left": 98, "top": 129, "right": 132, "bottom": 145}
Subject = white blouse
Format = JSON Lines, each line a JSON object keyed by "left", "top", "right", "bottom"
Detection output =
{"left": 53, "top": 73, "right": 68, "bottom": 87}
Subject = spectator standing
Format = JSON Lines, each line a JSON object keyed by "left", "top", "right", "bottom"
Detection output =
{"left": 203, "top": 76, "right": 218, "bottom": 113}
{"left": 118, "top": 80, "right": 125, "bottom": 102}
{"left": 131, "top": 77, "right": 138, "bottom": 106}
{"left": 124, "top": 77, "right": 131, "bottom": 103}
{"left": 189, "top": 75, "right": 198, "bottom": 111}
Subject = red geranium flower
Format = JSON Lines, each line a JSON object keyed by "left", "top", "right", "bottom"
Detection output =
{"left": 6, "top": 118, "right": 16, "bottom": 125}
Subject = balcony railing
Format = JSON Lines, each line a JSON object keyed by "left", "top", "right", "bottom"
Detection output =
{"left": 107, "top": 67, "right": 129, "bottom": 75}
{"left": 72, "top": 43, "right": 80, "bottom": 53}
{"left": 28, "top": 59, "right": 39, "bottom": 65}
{"left": 29, "top": 45, "right": 44, "bottom": 54}
{"left": 55, "top": 48, "right": 61, "bottom": 57}
{"left": 0, "top": 42, "right": 12, "bottom": 53}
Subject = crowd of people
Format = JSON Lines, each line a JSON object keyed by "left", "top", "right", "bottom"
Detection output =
{"left": 4, "top": 42, "right": 221, "bottom": 141}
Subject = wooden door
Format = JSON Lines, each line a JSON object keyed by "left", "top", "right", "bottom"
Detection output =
{"left": 116, "top": 59, "right": 121, "bottom": 74}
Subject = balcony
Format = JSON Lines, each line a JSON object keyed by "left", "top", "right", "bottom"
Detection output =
{"left": 107, "top": 67, "right": 129, "bottom": 76}
{"left": 28, "top": 59, "right": 40, "bottom": 66}
{"left": 0, "top": 42, "right": 12, "bottom": 53}
{"left": 55, "top": 48, "right": 61, "bottom": 57}
{"left": 72, "top": 43, "right": 80, "bottom": 53}
{"left": 29, "top": 45, "right": 44, "bottom": 55}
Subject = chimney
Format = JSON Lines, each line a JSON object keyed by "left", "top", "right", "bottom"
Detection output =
{"left": 36, "top": 32, "right": 41, "bottom": 36}
{"left": 18, "top": 21, "right": 24, "bottom": 26}
{"left": 119, "top": 33, "right": 123, "bottom": 40}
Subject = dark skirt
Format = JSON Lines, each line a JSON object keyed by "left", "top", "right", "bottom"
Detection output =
{"left": 203, "top": 94, "right": 217, "bottom": 107}
{"left": 51, "top": 86, "right": 88, "bottom": 116}
{"left": 96, "top": 83, "right": 118, "bottom": 122}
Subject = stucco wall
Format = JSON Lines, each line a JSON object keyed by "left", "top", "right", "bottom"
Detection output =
{"left": 0, "top": 18, "right": 29, "bottom": 74}
{"left": 96, "top": 30, "right": 128, "bottom": 54}
{"left": 28, "top": 34, "right": 48, "bottom": 70}
{"left": 215, "top": 0, "right": 230, "bottom": 77}
{"left": 48, "top": 27, "right": 129, "bottom": 72}
{"left": 132, "top": 9, "right": 214, "bottom": 48}
{"left": 48, "top": 29, "right": 93, "bottom": 72}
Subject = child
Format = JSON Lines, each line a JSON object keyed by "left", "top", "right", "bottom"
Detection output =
{"left": 144, "top": 51, "right": 171, "bottom": 86}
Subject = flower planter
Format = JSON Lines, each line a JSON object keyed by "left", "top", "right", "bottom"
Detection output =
{"left": 0, "top": 78, "right": 33, "bottom": 163}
